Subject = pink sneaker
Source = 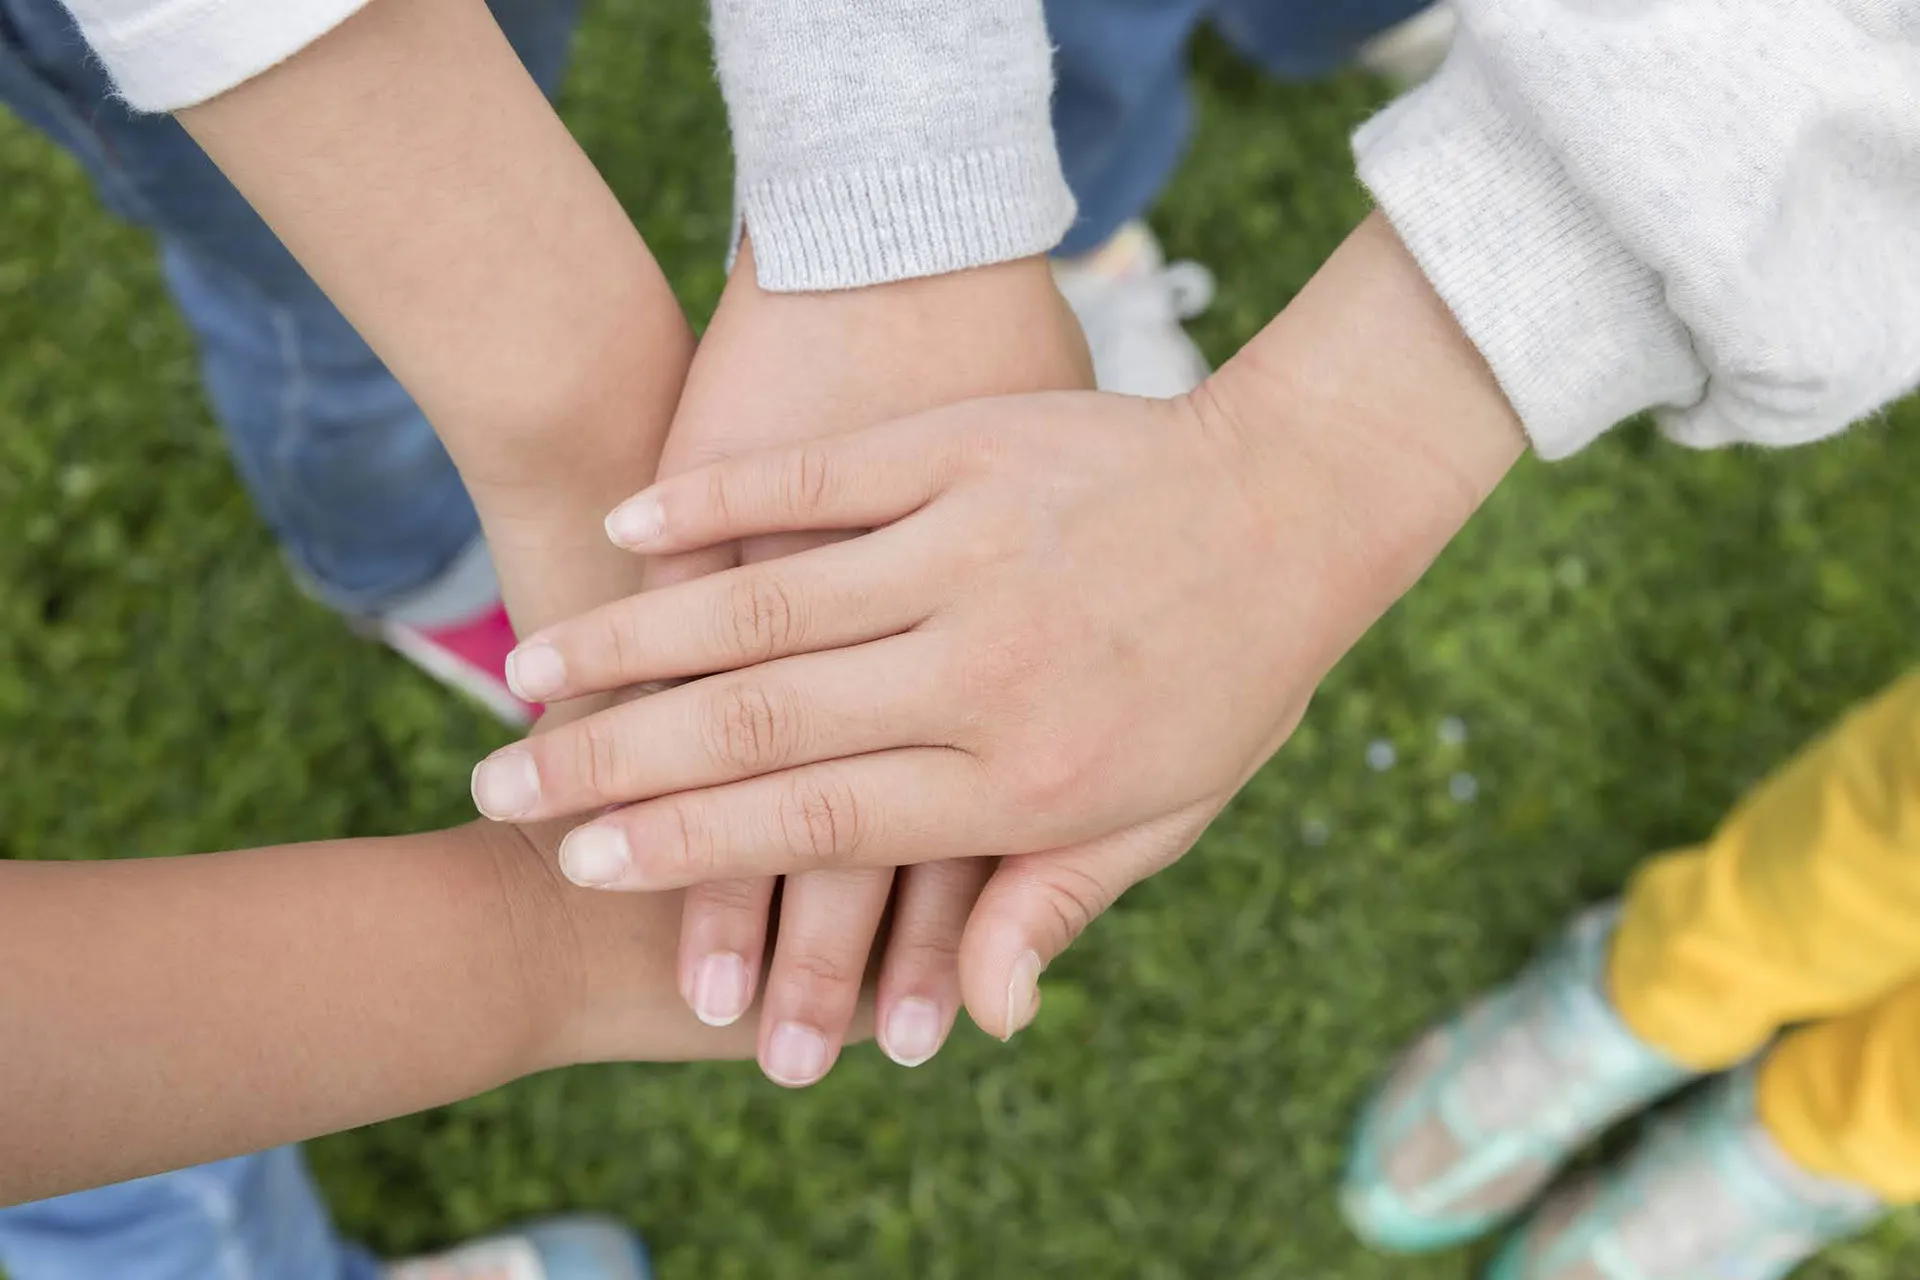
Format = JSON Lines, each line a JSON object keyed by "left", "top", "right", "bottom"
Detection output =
{"left": 381, "top": 602, "right": 538, "bottom": 727}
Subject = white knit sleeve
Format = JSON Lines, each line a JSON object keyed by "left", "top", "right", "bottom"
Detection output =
{"left": 56, "top": 0, "right": 371, "bottom": 111}
{"left": 710, "top": 0, "right": 1076, "bottom": 291}
{"left": 1354, "top": 1, "right": 1920, "bottom": 459}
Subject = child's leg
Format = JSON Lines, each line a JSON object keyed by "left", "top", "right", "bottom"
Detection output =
{"left": 1044, "top": 0, "right": 1214, "bottom": 259}
{"left": 1044, "top": 0, "right": 1439, "bottom": 257}
{"left": 1761, "top": 975, "right": 1920, "bottom": 1203}
{"left": 1043, "top": 0, "right": 1444, "bottom": 401}
{"left": 0, "top": 0, "right": 577, "bottom": 625}
{"left": 1209, "top": 0, "right": 1439, "bottom": 81}
{"left": 1344, "top": 668, "right": 1920, "bottom": 1253}
{"left": 0, "top": 1148, "right": 377, "bottom": 1280}
{"left": 1609, "top": 668, "right": 1920, "bottom": 1070}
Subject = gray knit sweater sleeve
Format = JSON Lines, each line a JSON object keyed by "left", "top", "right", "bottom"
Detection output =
{"left": 1355, "top": 1, "right": 1920, "bottom": 459}
{"left": 709, "top": 0, "right": 1075, "bottom": 291}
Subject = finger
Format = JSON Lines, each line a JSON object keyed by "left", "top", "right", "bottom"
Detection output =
{"left": 503, "top": 527, "right": 937, "bottom": 703}
{"left": 740, "top": 529, "right": 853, "bottom": 566}
{"left": 958, "top": 811, "right": 1203, "bottom": 1041}
{"left": 677, "top": 874, "right": 777, "bottom": 1028}
{"left": 875, "top": 857, "right": 993, "bottom": 1068}
{"left": 553, "top": 747, "right": 997, "bottom": 890}
{"left": 473, "top": 634, "right": 942, "bottom": 823}
{"left": 642, "top": 543, "right": 740, "bottom": 593}
{"left": 757, "top": 867, "right": 895, "bottom": 1087}
{"left": 602, "top": 410, "right": 967, "bottom": 555}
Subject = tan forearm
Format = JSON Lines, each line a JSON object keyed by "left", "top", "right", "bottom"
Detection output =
{"left": 177, "top": 0, "right": 692, "bottom": 632}
{"left": 0, "top": 825, "right": 752, "bottom": 1206}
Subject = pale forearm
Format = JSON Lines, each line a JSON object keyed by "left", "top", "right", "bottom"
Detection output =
{"left": 0, "top": 825, "right": 750, "bottom": 1206}
{"left": 1203, "top": 212, "right": 1524, "bottom": 673}
{"left": 176, "top": 0, "right": 691, "bottom": 632}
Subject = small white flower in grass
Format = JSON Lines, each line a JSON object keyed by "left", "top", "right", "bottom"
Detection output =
{"left": 1555, "top": 555, "right": 1589, "bottom": 589}
{"left": 1301, "top": 818, "right": 1330, "bottom": 847}
{"left": 59, "top": 464, "right": 97, "bottom": 501}
{"left": 1438, "top": 716, "right": 1468, "bottom": 747}
{"left": 1366, "top": 739, "right": 1397, "bottom": 772}
{"left": 1449, "top": 772, "right": 1479, "bottom": 804}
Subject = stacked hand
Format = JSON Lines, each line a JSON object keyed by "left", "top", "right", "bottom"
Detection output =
{"left": 484, "top": 240, "right": 1092, "bottom": 1085}
{"left": 473, "top": 215, "right": 1526, "bottom": 1077}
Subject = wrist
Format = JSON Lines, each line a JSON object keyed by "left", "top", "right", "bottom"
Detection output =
{"left": 1195, "top": 212, "right": 1524, "bottom": 666}
{"left": 474, "top": 820, "right": 590, "bottom": 1076}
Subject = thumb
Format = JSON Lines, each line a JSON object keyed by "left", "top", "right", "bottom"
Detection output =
{"left": 958, "top": 810, "right": 1204, "bottom": 1042}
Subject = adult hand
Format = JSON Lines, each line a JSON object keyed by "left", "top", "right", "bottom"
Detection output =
{"left": 478, "top": 214, "right": 1526, "bottom": 1042}
{"left": 515, "top": 241, "right": 1090, "bottom": 1085}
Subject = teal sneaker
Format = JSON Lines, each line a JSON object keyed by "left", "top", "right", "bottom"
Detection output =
{"left": 1343, "top": 905, "right": 1695, "bottom": 1253}
{"left": 385, "top": 1215, "right": 651, "bottom": 1280}
{"left": 1488, "top": 1064, "right": 1885, "bottom": 1279}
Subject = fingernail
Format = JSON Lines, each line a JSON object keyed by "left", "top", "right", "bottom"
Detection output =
{"left": 504, "top": 642, "right": 565, "bottom": 701}
{"left": 691, "top": 952, "right": 752, "bottom": 1027}
{"left": 882, "top": 997, "right": 945, "bottom": 1068}
{"left": 764, "top": 1021, "right": 830, "bottom": 1087}
{"left": 470, "top": 749, "right": 540, "bottom": 819}
{"left": 1002, "top": 950, "right": 1043, "bottom": 1041}
{"left": 605, "top": 495, "right": 664, "bottom": 548}
{"left": 558, "top": 824, "right": 631, "bottom": 887}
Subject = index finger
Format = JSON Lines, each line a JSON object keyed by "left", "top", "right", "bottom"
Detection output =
{"left": 601, "top": 407, "right": 971, "bottom": 555}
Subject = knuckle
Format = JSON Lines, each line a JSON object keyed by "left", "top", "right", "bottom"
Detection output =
{"left": 893, "top": 917, "right": 963, "bottom": 971}
{"left": 687, "top": 876, "right": 772, "bottom": 919}
{"left": 701, "top": 468, "right": 734, "bottom": 530}
{"left": 704, "top": 680, "right": 798, "bottom": 774}
{"left": 776, "top": 774, "right": 864, "bottom": 866}
{"left": 720, "top": 573, "right": 801, "bottom": 663}
{"left": 1012, "top": 736, "right": 1091, "bottom": 813}
{"left": 575, "top": 720, "right": 629, "bottom": 801}
{"left": 782, "top": 947, "right": 859, "bottom": 994}
{"left": 1035, "top": 861, "right": 1113, "bottom": 944}
{"left": 784, "top": 444, "right": 834, "bottom": 519}
{"left": 594, "top": 609, "right": 640, "bottom": 682}
{"left": 656, "top": 800, "right": 720, "bottom": 882}
{"left": 955, "top": 422, "right": 1012, "bottom": 474}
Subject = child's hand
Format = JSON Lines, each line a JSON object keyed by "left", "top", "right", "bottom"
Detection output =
{"left": 499, "top": 817, "right": 803, "bottom": 1068}
{"left": 509, "top": 241, "right": 1090, "bottom": 1085}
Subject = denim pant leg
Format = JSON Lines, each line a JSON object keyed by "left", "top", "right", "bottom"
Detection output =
{"left": 1046, "top": 0, "right": 1212, "bottom": 256}
{"left": 0, "top": 1150, "right": 380, "bottom": 1280}
{"left": 0, "top": 0, "right": 582, "bottom": 619}
{"left": 1210, "top": 0, "right": 1435, "bottom": 78}
{"left": 1046, "top": 0, "right": 1435, "bottom": 254}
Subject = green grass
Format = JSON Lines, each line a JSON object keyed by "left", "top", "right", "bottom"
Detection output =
{"left": 4, "top": 4, "right": 1919, "bottom": 1275}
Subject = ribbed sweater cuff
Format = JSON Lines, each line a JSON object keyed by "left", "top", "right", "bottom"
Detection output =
{"left": 1353, "top": 47, "right": 1706, "bottom": 460}
{"left": 736, "top": 144, "right": 1076, "bottom": 292}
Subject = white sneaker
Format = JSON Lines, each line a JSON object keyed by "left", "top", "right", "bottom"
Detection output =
{"left": 1051, "top": 221, "right": 1216, "bottom": 399}
{"left": 1356, "top": 3, "right": 1458, "bottom": 86}
{"left": 384, "top": 1215, "right": 651, "bottom": 1280}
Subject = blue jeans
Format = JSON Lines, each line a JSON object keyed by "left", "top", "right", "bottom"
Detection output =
{"left": 1045, "top": 0, "right": 1434, "bottom": 254}
{"left": 0, "top": 1, "right": 579, "bottom": 1276}
{"left": 0, "top": 0, "right": 578, "bottom": 621}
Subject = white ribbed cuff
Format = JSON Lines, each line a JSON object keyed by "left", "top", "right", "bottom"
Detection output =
{"left": 74, "top": 0, "right": 372, "bottom": 111}
{"left": 1353, "top": 46, "right": 1707, "bottom": 460}
{"left": 736, "top": 145, "right": 1077, "bottom": 292}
